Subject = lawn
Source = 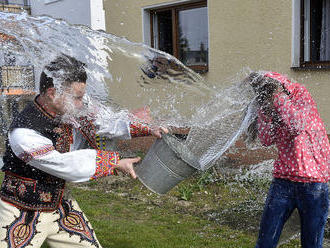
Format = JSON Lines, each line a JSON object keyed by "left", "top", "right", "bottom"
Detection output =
{"left": 0, "top": 164, "right": 305, "bottom": 248}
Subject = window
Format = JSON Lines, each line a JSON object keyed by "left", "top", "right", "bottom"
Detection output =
{"left": 0, "top": 0, "right": 31, "bottom": 13}
{"left": 148, "top": 1, "right": 208, "bottom": 73}
{"left": 0, "top": 0, "right": 30, "bottom": 6}
{"left": 0, "top": 66, "right": 34, "bottom": 88}
{"left": 298, "top": 0, "right": 330, "bottom": 68}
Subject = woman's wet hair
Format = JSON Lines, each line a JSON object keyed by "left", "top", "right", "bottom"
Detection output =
{"left": 245, "top": 72, "right": 279, "bottom": 93}
{"left": 243, "top": 72, "right": 281, "bottom": 143}
{"left": 39, "top": 54, "right": 87, "bottom": 94}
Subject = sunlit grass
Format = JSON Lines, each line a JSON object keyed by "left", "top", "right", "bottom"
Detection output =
{"left": 0, "top": 171, "right": 302, "bottom": 248}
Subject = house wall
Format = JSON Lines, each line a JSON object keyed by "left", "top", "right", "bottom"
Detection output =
{"left": 104, "top": 0, "right": 330, "bottom": 132}
{"left": 90, "top": 0, "right": 106, "bottom": 30}
{"left": 31, "top": 0, "right": 91, "bottom": 27}
{"left": 31, "top": 0, "right": 105, "bottom": 30}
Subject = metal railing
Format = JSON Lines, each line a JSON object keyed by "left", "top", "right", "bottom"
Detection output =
{"left": 0, "top": 65, "right": 35, "bottom": 90}
{"left": 0, "top": 1, "right": 31, "bottom": 14}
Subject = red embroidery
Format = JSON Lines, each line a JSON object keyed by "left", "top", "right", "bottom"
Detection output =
{"left": 130, "top": 121, "right": 151, "bottom": 137}
{"left": 19, "top": 145, "right": 55, "bottom": 163}
{"left": 91, "top": 150, "right": 119, "bottom": 180}
{"left": 5, "top": 179, "right": 16, "bottom": 193}
{"left": 57, "top": 200, "right": 99, "bottom": 247}
{"left": 55, "top": 124, "right": 73, "bottom": 153}
{"left": 4, "top": 210, "right": 40, "bottom": 248}
{"left": 0, "top": 172, "right": 65, "bottom": 211}
{"left": 78, "top": 117, "right": 97, "bottom": 149}
{"left": 39, "top": 192, "right": 52, "bottom": 203}
{"left": 17, "top": 184, "right": 27, "bottom": 197}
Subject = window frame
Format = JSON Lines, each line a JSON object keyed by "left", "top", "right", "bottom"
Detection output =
{"left": 0, "top": 0, "right": 30, "bottom": 6}
{"left": 149, "top": 0, "right": 208, "bottom": 73}
{"left": 299, "top": 0, "right": 330, "bottom": 69}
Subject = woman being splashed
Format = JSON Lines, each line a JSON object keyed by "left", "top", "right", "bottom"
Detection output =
{"left": 245, "top": 72, "right": 330, "bottom": 248}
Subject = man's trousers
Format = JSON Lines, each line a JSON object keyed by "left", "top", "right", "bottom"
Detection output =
{"left": 0, "top": 198, "right": 102, "bottom": 248}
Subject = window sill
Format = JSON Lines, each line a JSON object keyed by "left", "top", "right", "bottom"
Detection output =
{"left": 291, "top": 61, "right": 330, "bottom": 70}
{"left": 187, "top": 65, "right": 208, "bottom": 74}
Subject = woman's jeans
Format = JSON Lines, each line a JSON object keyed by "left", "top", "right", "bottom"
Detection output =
{"left": 255, "top": 178, "right": 329, "bottom": 248}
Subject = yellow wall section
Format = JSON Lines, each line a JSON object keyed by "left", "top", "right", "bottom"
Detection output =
{"left": 104, "top": 0, "right": 330, "bottom": 131}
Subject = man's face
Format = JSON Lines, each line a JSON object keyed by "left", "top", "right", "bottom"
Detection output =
{"left": 53, "top": 81, "right": 86, "bottom": 116}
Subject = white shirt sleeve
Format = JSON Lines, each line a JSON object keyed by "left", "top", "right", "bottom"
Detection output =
{"left": 9, "top": 128, "right": 97, "bottom": 183}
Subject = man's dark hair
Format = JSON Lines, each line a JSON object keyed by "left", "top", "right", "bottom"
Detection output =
{"left": 39, "top": 54, "right": 87, "bottom": 94}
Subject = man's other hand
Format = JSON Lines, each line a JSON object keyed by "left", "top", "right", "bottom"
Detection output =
{"left": 117, "top": 157, "right": 141, "bottom": 179}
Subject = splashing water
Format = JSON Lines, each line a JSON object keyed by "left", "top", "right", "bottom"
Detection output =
{"left": 0, "top": 11, "right": 257, "bottom": 170}
{"left": 2, "top": 11, "right": 330, "bottom": 248}
{"left": 0, "top": 11, "right": 214, "bottom": 127}
{"left": 185, "top": 83, "right": 258, "bottom": 170}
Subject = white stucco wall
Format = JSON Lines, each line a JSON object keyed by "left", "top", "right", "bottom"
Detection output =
{"left": 30, "top": 0, "right": 105, "bottom": 30}
{"left": 31, "top": 0, "right": 91, "bottom": 26}
{"left": 90, "top": 0, "right": 106, "bottom": 30}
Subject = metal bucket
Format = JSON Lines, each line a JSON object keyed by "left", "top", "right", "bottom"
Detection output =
{"left": 135, "top": 134, "right": 198, "bottom": 194}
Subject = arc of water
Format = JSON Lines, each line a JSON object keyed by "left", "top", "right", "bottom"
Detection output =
{"left": 199, "top": 98, "right": 259, "bottom": 171}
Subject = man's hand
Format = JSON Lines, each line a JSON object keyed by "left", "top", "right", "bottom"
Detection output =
{"left": 130, "top": 106, "right": 169, "bottom": 138}
{"left": 150, "top": 126, "right": 169, "bottom": 138}
{"left": 117, "top": 157, "right": 141, "bottom": 179}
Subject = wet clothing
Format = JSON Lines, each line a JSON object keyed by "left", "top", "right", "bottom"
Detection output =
{"left": 0, "top": 98, "right": 124, "bottom": 212}
{"left": 0, "top": 96, "right": 151, "bottom": 247}
{"left": 257, "top": 72, "right": 330, "bottom": 183}
{"left": 256, "top": 178, "right": 329, "bottom": 248}
{"left": 255, "top": 72, "right": 330, "bottom": 248}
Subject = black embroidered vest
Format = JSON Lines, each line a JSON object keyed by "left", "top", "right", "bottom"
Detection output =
{"left": 0, "top": 98, "right": 67, "bottom": 211}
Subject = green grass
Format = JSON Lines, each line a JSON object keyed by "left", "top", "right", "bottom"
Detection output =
{"left": 0, "top": 170, "right": 303, "bottom": 248}
{"left": 71, "top": 188, "right": 255, "bottom": 248}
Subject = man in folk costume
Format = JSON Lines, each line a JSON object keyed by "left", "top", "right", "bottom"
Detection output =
{"left": 0, "top": 54, "right": 167, "bottom": 248}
